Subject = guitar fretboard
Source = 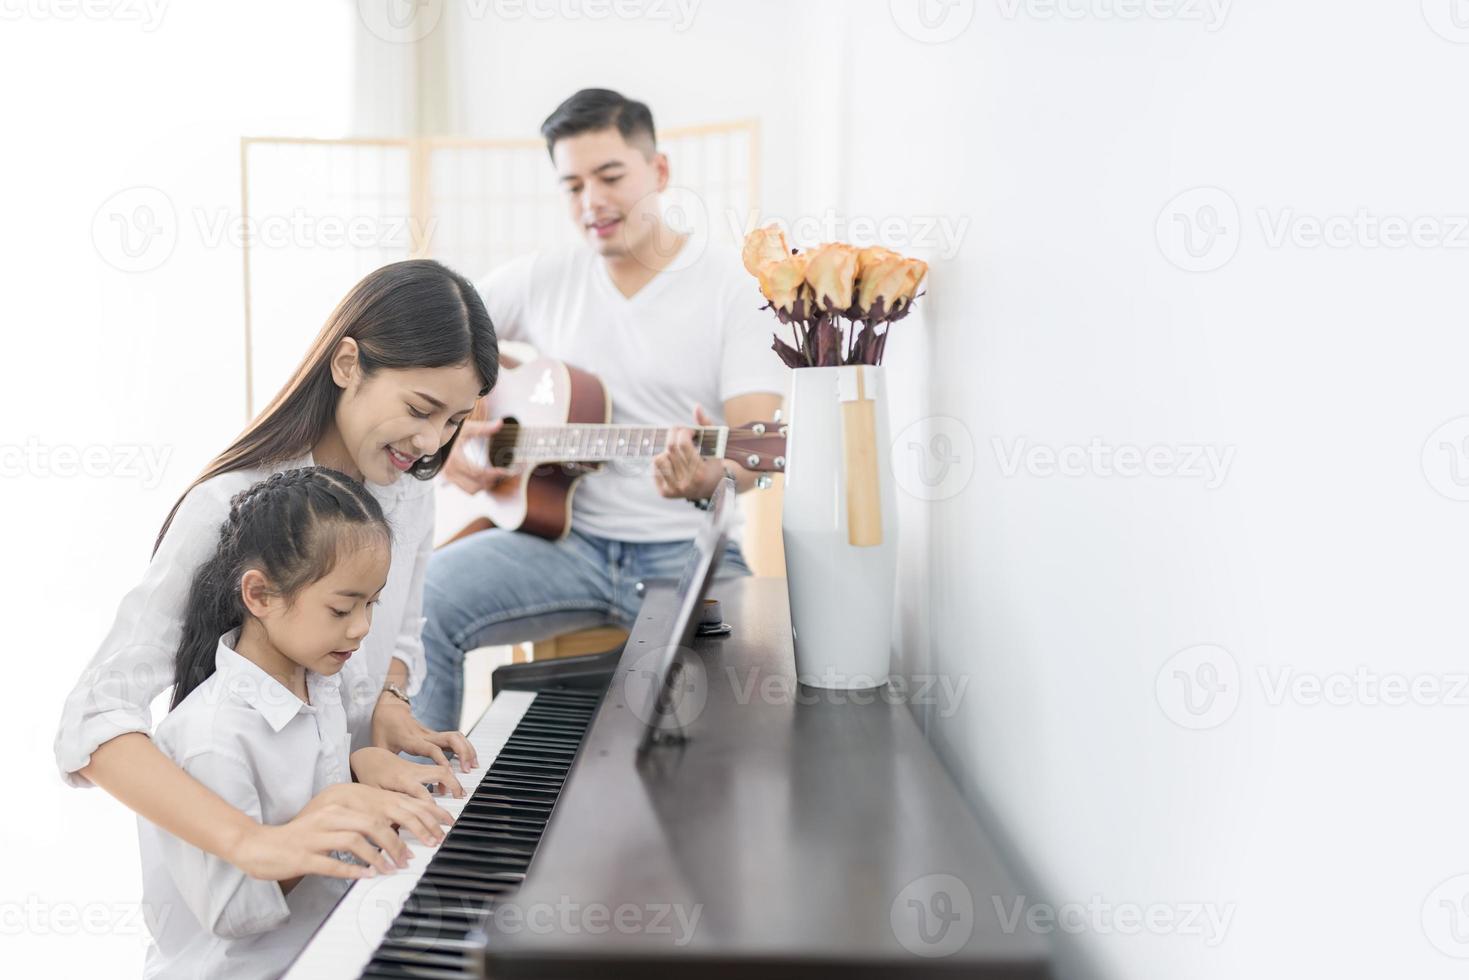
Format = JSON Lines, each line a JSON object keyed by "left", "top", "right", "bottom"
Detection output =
{"left": 504, "top": 424, "right": 724, "bottom": 462}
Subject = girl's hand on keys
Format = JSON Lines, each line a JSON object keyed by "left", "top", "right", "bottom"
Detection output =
{"left": 351, "top": 746, "right": 462, "bottom": 802}
{"left": 309, "top": 783, "right": 451, "bottom": 852}
{"left": 371, "top": 696, "right": 479, "bottom": 781}
{"left": 232, "top": 802, "right": 406, "bottom": 880}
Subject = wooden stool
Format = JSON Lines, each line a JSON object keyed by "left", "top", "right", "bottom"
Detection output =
{"left": 512, "top": 625, "right": 630, "bottom": 664}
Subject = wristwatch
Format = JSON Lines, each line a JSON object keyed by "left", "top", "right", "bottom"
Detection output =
{"left": 382, "top": 682, "right": 411, "bottom": 705}
{"left": 690, "top": 465, "right": 735, "bottom": 510}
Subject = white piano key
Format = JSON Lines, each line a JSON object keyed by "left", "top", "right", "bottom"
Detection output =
{"left": 283, "top": 690, "right": 537, "bottom": 980}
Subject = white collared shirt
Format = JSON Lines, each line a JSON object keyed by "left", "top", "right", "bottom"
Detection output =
{"left": 54, "top": 452, "right": 435, "bottom": 786}
{"left": 138, "top": 631, "right": 352, "bottom": 979}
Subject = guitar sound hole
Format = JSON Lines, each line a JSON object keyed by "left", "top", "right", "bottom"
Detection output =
{"left": 491, "top": 416, "right": 520, "bottom": 469}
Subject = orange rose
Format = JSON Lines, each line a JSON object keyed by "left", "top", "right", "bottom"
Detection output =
{"left": 857, "top": 255, "right": 927, "bottom": 319}
{"left": 856, "top": 246, "right": 901, "bottom": 276}
{"left": 756, "top": 252, "right": 810, "bottom": 315}
{"left": 742, "top": 224, "right": 791, "bottom": 277}
{"left": 802, "top": 242, "right": 860, "bottom": 313}
{"left": 899, "top": 257, "right": 929, "bottom": 305}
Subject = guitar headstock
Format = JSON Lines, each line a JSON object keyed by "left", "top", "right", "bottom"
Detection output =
{"left": 724, "top": 420, "right": 788, "bottom": 473}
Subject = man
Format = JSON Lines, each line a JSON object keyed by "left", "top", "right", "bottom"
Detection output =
{"left": 412, "top": 89, "right": 787, "bottom": 734}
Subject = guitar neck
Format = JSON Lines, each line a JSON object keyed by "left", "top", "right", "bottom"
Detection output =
{"left": 506, "top": 424, "right": 728, "bottom": 463}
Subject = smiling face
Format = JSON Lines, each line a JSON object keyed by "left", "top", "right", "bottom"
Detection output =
{"left": 245, "top": 531, "right": 391, "bottom": 678}
{"left": 553, "top": 126, "right": 671, "bottom": 261}
{"left": 327, "top": 340, "right": 484, "bottom": 486}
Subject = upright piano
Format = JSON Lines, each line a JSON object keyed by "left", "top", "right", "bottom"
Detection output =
{"left": 286, "top": 577, "right": 1050, "bottom": 978}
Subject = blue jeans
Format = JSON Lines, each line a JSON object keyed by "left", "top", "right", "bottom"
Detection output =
{"left": 412, "top": 526, "right": 752, "bottom": 734}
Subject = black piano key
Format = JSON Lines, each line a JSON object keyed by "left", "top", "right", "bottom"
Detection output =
{"left": 422, "top": 857, "right": 527, "bottom": 879}
{"left": 455, "top": 802, "right": 552, "bottom": 821}
{"left": 395, "top": 906, "right": 498, "bottom": 929}
{"left": 360, "top": 958, "right": 477, "bottom": 979}
{"left": 448, "top": 816, "right": 544, "bottom": 835}
{"left": 357, "top": 685, "right": 603, "bottom": 980}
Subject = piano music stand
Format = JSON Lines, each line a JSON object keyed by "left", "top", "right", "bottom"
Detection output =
{"left": 633, "top": 475, "right": 734, "bottom": 753}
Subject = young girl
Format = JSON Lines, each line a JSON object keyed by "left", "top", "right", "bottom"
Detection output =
{"left": 56, "top": 259, "right": 498, "bottom": 882}
{"left": 141, "top": 467, "right": 392, "bottom": 978}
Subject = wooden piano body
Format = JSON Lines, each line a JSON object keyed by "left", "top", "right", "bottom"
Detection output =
{"left": 287, "top": 577, "right": 1050, "bottom": 978}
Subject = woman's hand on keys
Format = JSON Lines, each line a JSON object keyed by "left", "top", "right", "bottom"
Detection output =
{"left": 371, "top": 696, "right": 479, "bottom": 783}
{"left": 232, "top": 798, "right": 413, "bottom": 880}
{"left": 307, "top": 782, "right": 452, "bottom": 853}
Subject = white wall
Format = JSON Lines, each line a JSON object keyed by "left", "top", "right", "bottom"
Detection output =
{"left": 2, "top": 6, "right": 355, "bottom": 976}
{"left": 441, "top": 0, "right": 817, "bottom": 237}
{"left": 836, "top": 2, "right": 1469, "bottom": 978}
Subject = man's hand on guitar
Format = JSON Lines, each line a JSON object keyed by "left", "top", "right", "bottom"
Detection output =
{"left": 654, "top": 404, "right": 723, "bottom": 501}
{"left": 444, "top": 418, "right": 516, "bottom": 495}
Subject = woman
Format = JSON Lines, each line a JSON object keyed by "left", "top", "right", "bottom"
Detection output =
{"left": 55, "top": 258, "right": 497, "bottom": 881}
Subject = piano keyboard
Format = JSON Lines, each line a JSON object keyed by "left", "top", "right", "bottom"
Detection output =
{"left": 284, "top": 686, "right": 603, "bottom": 979}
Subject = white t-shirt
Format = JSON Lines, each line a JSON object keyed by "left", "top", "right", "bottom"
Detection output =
{"left": 475, "top": 240, "right": 789, "bottom": 543}
{"left": 139, "top": 631, "right": 352, "bottom": 979}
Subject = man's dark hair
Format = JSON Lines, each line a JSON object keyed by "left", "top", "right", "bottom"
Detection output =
{"left": 540, "top": 88, "right": 657, "bottom": 159}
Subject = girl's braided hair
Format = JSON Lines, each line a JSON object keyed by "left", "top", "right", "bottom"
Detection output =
{"left": 170, "top": 466, "right": 390, "bottom": 709}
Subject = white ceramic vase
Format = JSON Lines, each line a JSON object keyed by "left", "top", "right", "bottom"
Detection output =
{"left": 781, "top": 364, "right": 897, "bottom": 690}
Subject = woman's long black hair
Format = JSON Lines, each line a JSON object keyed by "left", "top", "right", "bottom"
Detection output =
{"left": 170, "top": 466, "right": 390, "bottom": 710}
{"left": 155, "top": 258, "right": 497, "bottom": 554}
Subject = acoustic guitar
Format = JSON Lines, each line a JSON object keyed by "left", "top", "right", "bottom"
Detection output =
{"left": 458, "top": 356, "right": 787, "bottom": 541}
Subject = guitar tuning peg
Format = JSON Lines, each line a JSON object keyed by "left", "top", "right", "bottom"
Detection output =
{"left": 773, "top": 456, "right": 785, "bottom": 470}
{"left": 773, "top": 409, "right": 783, "bottom": 423}
{"left": 755, "top": 474, "right": 773, "bottom": 490}
{"left": 751, "top": 422, "right": 766, "bottom": 435}
{"left": 745, "top": 453, "right": 760, "bottom": 469}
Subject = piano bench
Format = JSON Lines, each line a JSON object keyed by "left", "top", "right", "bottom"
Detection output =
{"left": 521, "top": 625, "right": 630, "bottom": 663}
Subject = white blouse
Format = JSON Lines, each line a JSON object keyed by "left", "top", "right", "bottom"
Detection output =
{"left": 54, "top": 452, "right": 435, "bottom": 787}
{"left": 138, "top": 630, "right": 353, "bottom": 979}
